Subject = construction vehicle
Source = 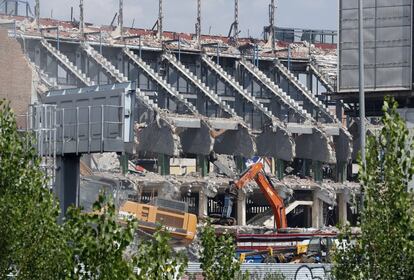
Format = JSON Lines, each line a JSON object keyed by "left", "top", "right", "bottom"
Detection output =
{"left": 118, "top": 197, "right": 198, "bottom": 244}
{"left": 214, "top": 160, "right": 287, "bottom": 230}
{"left": 294, "top": 235, "right": 335, "bottom": 263}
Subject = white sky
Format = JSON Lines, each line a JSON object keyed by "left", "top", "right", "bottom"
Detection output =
{"left": 27, "top": 0, "right": 337, "bottom": 37}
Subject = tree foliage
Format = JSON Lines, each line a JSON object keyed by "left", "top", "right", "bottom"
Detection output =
{"left": 0, "top": 100, "right": 69, "bottom": 279}
{"left": 134, "top": 227, "right": 188, "bottom": 280}
{"left": 333, "top": 97, "right": 414, "bottom": 280}
{"left": 0, "top": 100, "right": 188, "bottom": 279}
{"left": 199, "top": 220, "right": 244, "bottom": 280}
{"left": 64, "top": 194, "right": 138, "bottom": 279}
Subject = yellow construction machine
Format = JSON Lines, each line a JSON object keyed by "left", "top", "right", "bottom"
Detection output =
{"left": 118, "top": 197, "right": 198, "bottom": 244}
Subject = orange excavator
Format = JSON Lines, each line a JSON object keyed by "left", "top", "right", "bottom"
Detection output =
{"left": 213, "top": 159, "right": 287, "bottom": 230}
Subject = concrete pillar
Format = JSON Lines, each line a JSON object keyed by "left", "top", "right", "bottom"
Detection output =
{"left": 307, "top": 72, "right": 313, "bottom": 93}
{"left": 312, "top": 160, "right": 323, "bottom": 182}
{"left": 336, "top": 161, "right": 347, "bottom": 183}
{"left": 196, "top": 155, "right": 209, "bottom": 177}
{"left": 312, "top": 192, "right": 323, "bottom": 228}
{"left": 158, "top": 154, "right": 170, "bottom": 175}
{"left": 235, "top": 156, "right": 245, "bottom": 173}
{"left": 117, "top": 52, "right": 124, "bottom": 75}
{"left": 34, "top": 45, "right": 41, "bottom": 66}
{"left": 198, "top": 190, "right": 208, "bottom": 218}
{"left": 120, "top": 153, "right": 128, "bottom": 175}
{"left": 337, "top": 192, "right": 348, "bottom": 225}
{"left": 277, "top": 159, "right": 285, "bottom": 180}
{"left": 55, "top": 155, "right": 80, "bottom": 220}
{"left": 237, "top": 191, "right": 246, "bottom": 226}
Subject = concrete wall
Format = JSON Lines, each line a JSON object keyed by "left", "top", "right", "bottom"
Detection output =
{"left": 0, "top": 29, "right": 32, "bottom": 123}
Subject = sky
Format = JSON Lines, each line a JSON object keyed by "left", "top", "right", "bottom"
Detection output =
{"left": 25, "top": 0, "right": 337, "bottom": 37}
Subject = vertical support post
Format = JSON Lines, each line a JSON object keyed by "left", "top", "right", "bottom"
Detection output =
{"left": 237, "top": 191, "right": 246, "bottom": 226}
{"left": 120, "top": 154, "right": 128, "bottom": 174}
{"left": 55, "top": 155, "right": 80, "bottom": 221}
{"left": 196, "top": 0, "right": 201, "bottom": 47}
{"left": 269, "top": 0, "right": 276, "bottom": 55}
{"left": 358, "top": 0, "right": 366, "bottom": 211}
{"left": 99, "top": 30, "right": 103, "bottom": 54}
{"left": 79, "top": 0, "right": 84, "bottom": 39}
{"left": 336, "top": 161, "right": 347, "bottom": 183}
{"left": 337, "top": 192, "right": 348, "bottom": 225}
{"left": 158, "top": 154, "right": 170, "bottom": 175}
{"left": 233, "top": 0, "right": 239, "bottom": 41}
{"left": 312, "top": 191, "right": 323, "bottom": 228}
{"left": 276, "top": 159, "right": 285, "bottom": 180}
{"left": 216, "top": 44, "right": 220, "bottom": 64}
{"left": 196, "top": 155, "right": 209, "bottom": 177}
{"left": 139, "top": 36, "right": 142, "bottom": 58}
{"left": 158, "top": 0, "right": 163, "bottom": 40}
{"left": 57, "top": 26, "right": 60, "bottom": 50}
{"left": 313, "top": 160, "right": 323, "bottom": 182}
{"left": 118, "top": 0, "right": 124, "bottom": 40}
{"left": 198, "top": 190, "right": 208, "bottom": 218}
{"left": 287, "top": 44, "right": 291, "bottom": 71}
{"left": 178, "top": 35, "right": 181, "bottom": 61}
{"left": 235, "top": 156, "right": 245, "bottom": 174}
{"left": 358, "top": 0, "right": 366, "bottom": 164}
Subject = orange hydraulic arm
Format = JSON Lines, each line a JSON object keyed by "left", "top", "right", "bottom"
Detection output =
{"left": 234, "top": 162, "right": 287, "bottom": 230}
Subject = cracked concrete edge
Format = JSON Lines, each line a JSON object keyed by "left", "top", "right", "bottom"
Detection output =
{"left": 135, "top": 114, "right": 182, "bottom": 156}
{"left": 256, "top": 122, "right": 296, "bottom": 161}
{"left": 295, "top": 125, "right": 336, "bottom": 163}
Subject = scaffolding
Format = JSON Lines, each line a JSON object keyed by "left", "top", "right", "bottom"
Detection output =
{"left": 18, "top": 104, "right": 58, "bottom": 190}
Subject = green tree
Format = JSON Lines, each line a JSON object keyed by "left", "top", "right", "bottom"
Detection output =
{"left": 0, "top": 100, "right": 69, "bottom": 279}
{"left": 332, "top": 97, "right": 414, "bottom": 280}
{"left": 199, "top": 220, "right": 243, "bottom": 280}
{"left": 134, "top": 226, "right": 188, "bottom": 280}
{"left": 64, "top": 194, "right": 138, "bottom": 279}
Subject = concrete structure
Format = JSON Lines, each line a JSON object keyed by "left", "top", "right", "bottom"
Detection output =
{"left": 0, "top": 0, "right": 358, "bottom": 229}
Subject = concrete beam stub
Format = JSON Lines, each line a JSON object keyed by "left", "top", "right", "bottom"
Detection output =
{"left": 136, "top": 117, "right": 181, "bottom": 156}
{"left": 213, "top": 125, "right": 255, "bottom": 157}
{"left": 256, "top": 127, "right": 295, "bottom": 162}
{"left": 295, "top": 127, "right": 336, "bottom": 163}
{"left": 334, "top": 127, "right": 353, "bottom": 163}
{"left": 178, "top": 120, "right": 214, "bottom": 155}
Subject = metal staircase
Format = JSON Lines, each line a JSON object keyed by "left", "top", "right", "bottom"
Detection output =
{"left": 41, "top": 39, "right": 94, "bottom": 86}
{"left": 82, "top": 43, "right": 128, "bottom": 83}
{"left": 237, "top": 59, "right": 314, "bottom": 122}
{"left": 123, "top": 48, "right": 199, "bottom": 115}
{"left": 272, "top": 59, "right": 337, "bottom": 123}
{"left": 162, "top": 53, "right": 237, "bottom": 118}
{"left": 202, "top": 55, "right": 279, "bottom": 123}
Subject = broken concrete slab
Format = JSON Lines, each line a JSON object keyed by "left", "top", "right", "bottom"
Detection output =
{"left": 136, "top": 116, "right": 181, "bottom": 156}
{"left": 256, "top": 126, "right": 295, "bottom": 162}
{"left": 178, "top": 119, "right": 214, "bottom": 155}
{"left": 213, "top": 124, "right": 256, "bottom": 157}
{"left": 295, "top": 127, "right": 336, "bottom": 163}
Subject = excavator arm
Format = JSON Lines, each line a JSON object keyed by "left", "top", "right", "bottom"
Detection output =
{"left": 222, "top": 161, "right": 287, "bottom": 230}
